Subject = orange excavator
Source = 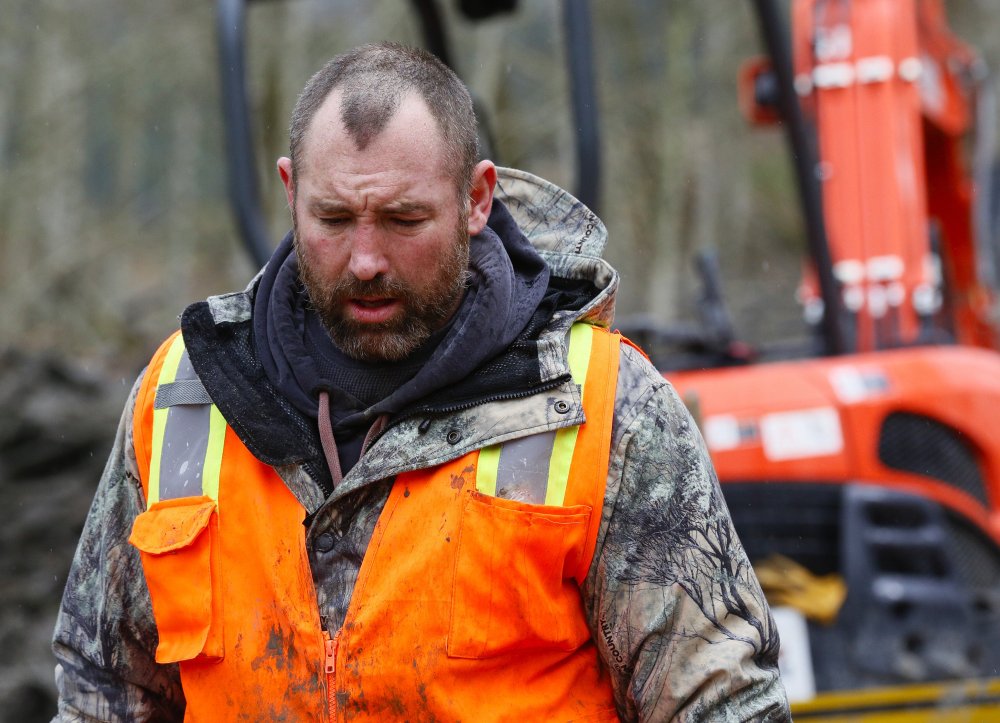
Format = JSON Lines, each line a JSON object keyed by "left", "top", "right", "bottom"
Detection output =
{"left": 647, "top": 0, "right": 1000, "bottom": 717}
{"left": 216, "top": 0, "right": 1000, "bottom": 717}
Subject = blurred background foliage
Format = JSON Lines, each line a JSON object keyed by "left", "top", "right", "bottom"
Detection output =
{"left": 2, "top": 1, "right": 817, "bottom": 375}
{"left": 3, "top": 1, "right": 1000, "bottom": 719}
{"left": 5, "top": 0, "right": 999, "bottom": 370}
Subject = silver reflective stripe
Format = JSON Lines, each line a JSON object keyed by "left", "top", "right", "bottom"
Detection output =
{"left": 158, "top": 405, "right": 212, "bottom": 499}
{"left": 156, "top": 350, "right": 212, "bottom": 501}
{"left": 493, "top": 430, "right": 558, "bottom": 504}
{"left": 154, "top": 379, "right": 212, "bottom": 409}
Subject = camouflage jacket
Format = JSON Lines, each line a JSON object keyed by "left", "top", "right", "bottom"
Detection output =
{"left": 52, "top": 168, "right": 790, "bottom": 722}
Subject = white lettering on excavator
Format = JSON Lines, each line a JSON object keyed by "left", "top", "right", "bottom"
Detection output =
{"left": 816, "top": 24, "right": 852, "bottom": 62}
{"left": 760, "top": 407, "right": 843, "bottom": 461}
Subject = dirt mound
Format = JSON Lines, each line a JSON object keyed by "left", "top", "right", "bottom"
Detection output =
{"left": 0, "top": 348, "right": 127, "bottom": 722}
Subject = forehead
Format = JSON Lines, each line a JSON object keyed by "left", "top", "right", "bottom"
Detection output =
{"left": 298, "top": 90, "right": 452, "bottom": 185}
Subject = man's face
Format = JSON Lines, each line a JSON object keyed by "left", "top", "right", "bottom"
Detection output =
{"left": 282, "top": 92, "right": 472, "bottom": 362}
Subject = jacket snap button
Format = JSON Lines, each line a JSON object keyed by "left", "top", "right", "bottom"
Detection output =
{"left": 554, "top": 400, "right": 571, "bottom": 414}
{"left": 446, "top": 429, "right": 462, "bottom": 445}
{"left": 315, "top": 532, "right": 335, "bottom": 553}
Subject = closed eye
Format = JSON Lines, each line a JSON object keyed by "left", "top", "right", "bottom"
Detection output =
{"left": 391, "top": 216, "right": 427, "bottom": 228}
{"left": 318, "top": 216, "right": 349, "bottom": 228}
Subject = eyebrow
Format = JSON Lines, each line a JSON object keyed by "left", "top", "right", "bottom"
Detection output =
{"left": 382, "top": 200, "right": 434, "bottom": 215}
{"left": 307, "top": 198, "right": 434, "bottom": 215}
{"left": 308, "top": 199, "right": 351, "bottom": 215}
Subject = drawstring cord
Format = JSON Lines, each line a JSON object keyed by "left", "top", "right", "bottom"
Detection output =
{"left": 317, "top": 390, "right": 344, "bottom": 490}
{"left": 317, "top": 390, "right": 390, "bottom": 491}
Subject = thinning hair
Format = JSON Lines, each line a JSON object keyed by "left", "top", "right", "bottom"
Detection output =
{"left": 289, "top": 42, "right": 479, "bottom": 198}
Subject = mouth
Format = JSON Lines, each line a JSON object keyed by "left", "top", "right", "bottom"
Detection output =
{"left": 346, "top": 297, "right": 402, "bottom": 324}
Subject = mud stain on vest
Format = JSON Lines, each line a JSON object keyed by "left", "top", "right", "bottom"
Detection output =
{"left": 242, "top": 659, "right": 323, "bottom": 721}
{"left": 343, "top": 687, "right": 371, "bottom": 716}
{"left": 392, "top": 650, "right": 442, "bottom": 721}
{"left": 250, "top": 624, "right": 298, "bottom": 673}
{"left": 287, "top": 669, "right": 324, "bottom": 699}
{"left": 450, "top": 463, "right": 474, "bottom": 490}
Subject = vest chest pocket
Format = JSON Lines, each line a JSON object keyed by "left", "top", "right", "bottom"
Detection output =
{"left": 129, "top": 495, "right": 224, "bottom": 663}
{"left": 447, "top": 490, "right": 594, "bottom": 659}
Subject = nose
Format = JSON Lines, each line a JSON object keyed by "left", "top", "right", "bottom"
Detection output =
{"left": 347, "top": 224, "right": 390, "bottom": 281}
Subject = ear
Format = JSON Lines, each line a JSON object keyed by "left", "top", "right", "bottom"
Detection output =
{"left": 466, "top": 160, "right": 497, "bottom": 236}
{"left": 277, "top": 157, "right": 295, "bottom": 210}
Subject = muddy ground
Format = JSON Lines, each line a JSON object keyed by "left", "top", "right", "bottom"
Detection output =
{"left": 0, "top": 349, "right": 127, "bottom": 721}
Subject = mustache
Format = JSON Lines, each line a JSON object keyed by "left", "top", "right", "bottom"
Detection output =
{"left": 328, "top": 274, "right": 411, "bottom": 301}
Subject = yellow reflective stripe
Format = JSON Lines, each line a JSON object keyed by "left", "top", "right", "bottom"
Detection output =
{"left": 148, "top": 335, "right": 187, "bottom": 506}
{"left": 544, "top": 323, "right": 594, "bottom": 506}
{"left": 476, "top": 444, "right": 501, "bottom": 496}
{"left": 545, "top": 426, "right": 580, "bottom": 506}
{"left": 566, "top": 322, "right": 595, "bottom": 388}
{"left": 201, "top": 404, "right": 227, "bottom": 501}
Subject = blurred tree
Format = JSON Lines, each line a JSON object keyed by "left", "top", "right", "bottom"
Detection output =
{"left": 0, "top": 0, "right": 805, "bottom": 370}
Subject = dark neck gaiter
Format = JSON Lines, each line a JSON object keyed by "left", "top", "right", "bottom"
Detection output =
{"left": 253, "top": 199, "right": 550, "bottom": 476}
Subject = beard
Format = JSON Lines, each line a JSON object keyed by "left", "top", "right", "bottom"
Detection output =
{"left": 296, "top": 217, "right": 471, "bottom": 362}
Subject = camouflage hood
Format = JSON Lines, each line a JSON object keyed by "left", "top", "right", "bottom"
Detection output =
{"left": 493, "top": 166, "right": 618, "bottom": 331}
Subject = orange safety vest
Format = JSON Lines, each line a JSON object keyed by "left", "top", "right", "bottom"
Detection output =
{"left": 129, "top": 323, "right": 621, "bottom": 721}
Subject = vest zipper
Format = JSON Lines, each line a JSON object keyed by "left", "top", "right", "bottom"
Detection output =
{"left": 402, "top": 375, "right": 571, "bottom": 422}
{"left": 324, "top": 628, "right": 341, "bottom": 722}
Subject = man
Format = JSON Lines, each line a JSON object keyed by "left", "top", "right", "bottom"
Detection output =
{"left": 52, "top": 42, "right": 790, "bottom": 721}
